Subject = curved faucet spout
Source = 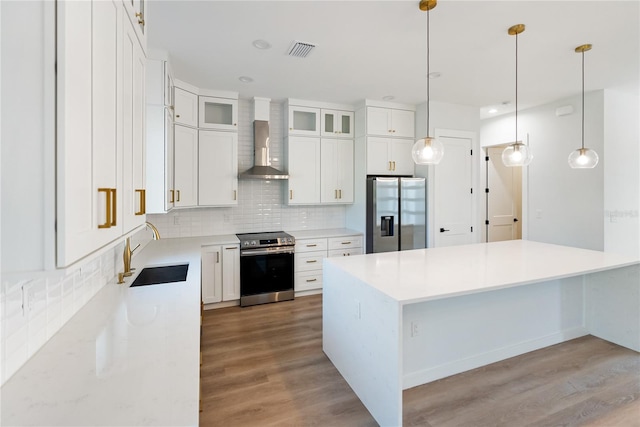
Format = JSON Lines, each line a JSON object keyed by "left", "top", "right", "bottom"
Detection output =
{"left": 146, "top": 221, "right": 161, "bottom": 240}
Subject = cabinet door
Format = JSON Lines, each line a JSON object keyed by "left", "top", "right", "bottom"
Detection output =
{"left": 390, "top": 139, "right": 415, "bottom": 176}
{"left": 198, "top": 96, "right": 238, "bottom": 131}
{"left": 198, "top": 130, "right": 238, "bottom": 206}
{"left": 122, "top": 18, "right": 146, "bottom": 233}
{"left": 391, "top": 109, "right": 415, "bottom": 138}
{"left": 366, "top": 137, "right": 393, "bottom": 175}
{"left": 336, "top": 139, "right": 354, "bottom": 203}
{"left": 56, "top": 0, "right": 121, "bottom": 267}
{"left": 122, "top": 0, "right": 146, "bottom": 52}
{"left": 174, "top": 125, "right": 198, "bottom": 207}
{"left": 320, "top": 138, "right": 338, "bottom": 203}
{"left": 366, "top": 107, "right": 392, "bottom": 136}
{"left": 321, "top": 110, "right": 354, "bottom": 138}
{"left": 164, "top": 110, "right": 175, "bottom": 211}
{"left": 222, "top": 244, "right": 240, "bottom": 301}
{"left": 201, "top": 246, "right": 222, "bottom": 304}
{"left": 174, "top": 87, "right": 198, "bottom": 127}
{"left": 288, "top": 106, "right": 320, "bottom": 136}
{"left": 286, "top": 137, "right": 321, "bottom": 204}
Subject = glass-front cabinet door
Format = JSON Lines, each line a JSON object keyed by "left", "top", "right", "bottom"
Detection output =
{"left": 321, "top": 109, "right": 354, "bottom": 138}
{"left": 287, "top": 106, "right": 320, "bottom": 136}
{"left": 198, "top": 96, "right": 238, "bottom": 131}
{"left": 123, "top": 0, "right": 147, "bottom": 50}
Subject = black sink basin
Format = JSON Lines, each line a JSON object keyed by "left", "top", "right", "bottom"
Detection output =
{"left": 130, "top": 264, "right": 189, "bottom": 287}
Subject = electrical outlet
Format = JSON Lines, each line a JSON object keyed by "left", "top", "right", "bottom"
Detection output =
{"left": 411, "top": 321, "right": 419, "bottom": 337}
{"left": 173, "top": 216, "right": 180, "bottom": 225}
{"left": 21, "top": 283, "right": 34, "bottom": 316}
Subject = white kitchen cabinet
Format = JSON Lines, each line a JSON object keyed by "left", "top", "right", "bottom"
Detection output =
{"left": 366, "top": 137, "right": 414, "bottom": 176}
{"left": 198, "top": 130, "right": 238, "bottom": 206}
{"left": 122, "top": 0, "right": 147, "bottom": 52}
{"left": 285, "top": 137, "right": 321, "bottom": 205}
{"left": 198, "top": 96, "right": 238, "bottom": 131}
{"left": 366, "top": 107, "right": 415, "bottom": 139}
{"left": 287, "top": 105, "right": 320, "bottom": 136}
{"left": 122, "top": 17, "right": 146, "bottom": 233}
{"left": 56, "top": 0, "right": 122, "bottom": 267}
{"left": 321, "top": 110, "right": 354, "bottom": 138}
{"left": 201, "top": 245, "right": 223, "bottom": 304}
{"left": 174, "top": 125, "right": 198, "bottom": 208}
{"left": 146, "top": 59, "right": 175, "bottom": 214}
{"left": 222, "top": 244, "right": 240, "bottom": 301}
{"left": 174, "top": 87, "right": 198, "bottom": 127}
{"left": 320, "top": 138, "right": 354, "bottom": 204}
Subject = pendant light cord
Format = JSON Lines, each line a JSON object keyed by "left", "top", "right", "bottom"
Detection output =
{"left": 426, "top": 8, "right": 430, "bottom": 137}
{"left": 515, "top": 31, "right": 518, "bottom": 145}
{"left": 581, "top": 50, "right": 585, "bottom": 150}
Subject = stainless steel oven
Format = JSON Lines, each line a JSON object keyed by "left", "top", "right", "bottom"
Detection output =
{"left": 236, "top": 232, "right": 295, "bottom": 307}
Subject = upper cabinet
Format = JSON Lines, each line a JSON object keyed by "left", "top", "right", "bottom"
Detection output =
{"left": 174, "top": 87, "right": 198, "bottom": 127}
{"left": 122, "top": 0, "right": 147, "bottom": 52}
{"left": 285, "top": 136, "right": 321, "bottom": 205}
{"left": 198, "top": 96, "right": 238, "bottom": 131}
{"left": 286, "top": 105, "right": 320, "bottom": 136}
{"left": 198, "top": 130, "right": 238, "bottom": 206}
{"left": 321, "top": 110, "right": 354, "bottom": 138}
{"left": 366, "top": 106, "right": 415, "bottom": 139}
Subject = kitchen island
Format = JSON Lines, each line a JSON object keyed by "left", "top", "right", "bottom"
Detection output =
{"left": 1, "top": 235, "right": 237, "bottom": 426}
{"left": 322, "top": 240, "right": 640, "bottom": 426}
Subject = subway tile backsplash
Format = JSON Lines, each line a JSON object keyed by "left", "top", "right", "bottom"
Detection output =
{"left": 148, "top": 99, "right": 346, "bottom": 237}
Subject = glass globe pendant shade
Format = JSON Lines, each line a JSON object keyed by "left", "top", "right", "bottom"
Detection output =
{"left": 412, "top": 136, "right": 444, "bottom": 165}
{"left": 501, "top": 142, "right": 532, "bottom": 167}
{"left": 568, "top": 147, "right": 599, "bottom": 169}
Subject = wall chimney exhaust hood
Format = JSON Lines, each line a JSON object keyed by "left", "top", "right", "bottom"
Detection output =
{"left": 239, "top": 98, "right": 289, "bottom": 180}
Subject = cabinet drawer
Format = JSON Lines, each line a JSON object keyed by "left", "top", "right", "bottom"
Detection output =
{"left": 295, "top": 251, "right": 325, "bottom": 272}
{"left": 328, "top": 236, "right": 362, "bottom": 250}
{"left": 328, "top": 248, "right": 362, "bottom": 258}
{"left": 295, "top": 271, "right": 323, "bottom": 292}
{"left": 295, "top": 238, "right": 328, "bottom": 253}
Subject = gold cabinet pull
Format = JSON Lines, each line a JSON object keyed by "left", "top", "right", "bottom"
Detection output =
{"left": 306, "top": 278, "right": 317, "bottom": 283}
{"left": 177, "top": 190, "right": 181, "bottom": 202}
{"left": 98, "top": 188, "right": 111, "bottom": 228}
{"left": 388, "top": 161, "right": 392, "bottom": 171}
{"left": 111, "top": 189, "right": 117, "bottom": 226}
{"left": 135, "top": 189, "right": 146, "bottom": 215}
{"left": 306, "top": 244, "right": 317, "bottom": 247}
{"left": 135, "top": 12, "right": 145, "bottom": 26}
{"left": 289, "top": 189, "right": 293, "bottom": 200}
{"left": 216, "top": 251, "right": 220, "bottom": 263}
{"left": 334, "top": 189, "right": 338, "bottom": 199}
{"left": 341, "top": 241, "right": 352, "bottom": 245}
{"left": 306, "top": 260, "right": 317, "bottom": 263}
{"left": 169, "top": 189, "right": 175, "bottom": 203}
{"left": 392, "top": 161, "right": 396, "bottom": 171}
{"left": 233, "top": 190, "right": 237, "bottom": 201}
{"left": 339, "top": 189, "right": 342, "bottom": 199}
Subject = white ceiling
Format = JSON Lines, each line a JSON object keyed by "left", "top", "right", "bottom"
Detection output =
{"left": 147, "top": 1, "right": 639, "bottom": 117}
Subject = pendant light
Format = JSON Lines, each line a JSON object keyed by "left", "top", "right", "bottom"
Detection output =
{"left": 412, "top": 0, "right": 444, "bottom": 165}
{"left": 568, "top": 44, "right": 599, "bottom": 169}
{"left": 502, "top": 24, "right": 533, "bottom": 167}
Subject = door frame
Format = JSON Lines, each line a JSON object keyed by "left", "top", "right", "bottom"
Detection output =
{"left": 421, "top": 129, "right": 481, "bottom": 248}
{"left": 481, "top": 141, "right": 529, "bottom": 242}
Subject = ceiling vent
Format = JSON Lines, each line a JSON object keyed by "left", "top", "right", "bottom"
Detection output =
{"left": 287, "top": 41, "right": 316, "bottom": 58}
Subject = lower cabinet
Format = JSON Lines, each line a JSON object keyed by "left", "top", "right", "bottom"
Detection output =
{"left": 294, "top": 235, "right": 362, "bottom": 293}
{"left": 201, "top": 243, "right": 240, "bottom": 304}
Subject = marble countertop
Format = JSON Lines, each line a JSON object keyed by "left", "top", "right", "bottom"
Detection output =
{"left": 287, "top": 228, "right": 362, "bottom": 240}
{"left": 325, "top": 240, "right": 639, "bottom": 305}
{"left": 0, "top": 236, "right": 216, "bottom": 426}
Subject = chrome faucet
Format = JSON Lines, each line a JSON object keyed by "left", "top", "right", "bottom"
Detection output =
{"left": 121, "top": 222, "right": 161, "bottom": 279}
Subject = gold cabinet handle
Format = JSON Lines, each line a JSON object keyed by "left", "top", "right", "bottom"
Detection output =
{"left": 392, "top": 161, "right": 396, "bottom": 171}
{"left": 225, "top": 246, "right": 237, "bottom": 250}
{"left": 306, "top": 244, "right": 317, "bottom": 247}
{"left": 98, "top": 188, "right": 111, "bottom": 229}
{"left": 289, "top": 190, "right": 293, "bottom": 200}
{"left": 388, "top": 161, "right": 392, "bottom": 171}
{"left": 170, "top": 189, "right": 175, "bottom": 203}
{"left": 341, "top": 241, "right": 352, "bottom": 245}
{"left": 135, "top": 189, "right": 146, "bottom": 215}
{"left": 339, "top": 189, "right": 342, "bottom": 199}
{"left": 111, "top": 189, "right": 117, "bottom": 226}
{"left": 306, "top": 260, "right": 318, "bottom": 263}
{"left": 233, "top": 190, "right": 237, "bottom": 201}
{"left": 135, "top": 12, "right": 145, "bottom": 26}
{"left": 177, "top": 190, "right": 181, "bottom": 202}
{"left": 334, "top": 189, "right": 338, "bottom": 199}
{"left": 216, "top": 251, "right": 220, "bottom": 263}
{"left": 306, "top": 278, "right": 317, "bottom": 283}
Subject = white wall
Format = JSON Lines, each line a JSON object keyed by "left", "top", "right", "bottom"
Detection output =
{"left": 481, "top": 91, "right": 605, "bottom": 251}
{"left": 603, "top": 88, "right": 640, "bottom": 258}
{"left": 147, "top": 99, "right": 347, "bottom": 237}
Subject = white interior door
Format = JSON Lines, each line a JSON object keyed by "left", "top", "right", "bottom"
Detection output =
{"left": 487, "top": 146, "right": 522, "bottom": 242}
{"left": 434, "top": 136, "right": 473, "bottom": 248}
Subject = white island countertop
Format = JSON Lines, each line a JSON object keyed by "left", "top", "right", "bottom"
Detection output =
{"left": 326, "top": 240, "right": 639, "bottom": 304}
{"left": 0, "top": 236, "right": 237, "bottom": 426}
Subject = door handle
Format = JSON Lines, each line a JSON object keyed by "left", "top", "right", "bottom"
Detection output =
{"left": 513, "top": 218, "right": 519, "bottom": 222}
{"left": 440, "top": 228, "right": 450, "bottom": 233}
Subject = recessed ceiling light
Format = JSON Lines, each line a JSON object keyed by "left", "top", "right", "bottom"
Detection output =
{"left": 382, "top": 95, "right": 395, "bottom": 101}
{"left": 428, "top": 72, "right": 442, "bottom": 79}
{"left": 252, "top": 39, "right": 271, "bottom": 50}
{"left": 488, "top": 108, "right": 498, "bottom": 114}
{"left": 238, "top": 76, "right": 254, "bottom": 83}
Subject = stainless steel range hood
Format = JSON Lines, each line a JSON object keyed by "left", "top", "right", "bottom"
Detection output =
{"left": 240, "top": 120, "right": 289, "bottom": 180}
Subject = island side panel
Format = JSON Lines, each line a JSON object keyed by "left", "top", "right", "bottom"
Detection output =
{"left": 586, "top": 264, "right": 640, "bottom": 352}
{"left": 403, "top": 276, "right": 587, "bottom": 389}
{"left": 323, "top": 260, "right": 403, "bottom": 427}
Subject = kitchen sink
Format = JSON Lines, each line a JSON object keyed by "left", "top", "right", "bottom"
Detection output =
{"left": 130, "top": 264, "right": 189, "bottom": 287}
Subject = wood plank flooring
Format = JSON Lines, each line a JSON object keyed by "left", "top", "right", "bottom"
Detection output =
{"left": 200, "top": 294, "right": 640, "bottom": 426}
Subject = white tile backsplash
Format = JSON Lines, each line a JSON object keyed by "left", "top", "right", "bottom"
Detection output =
{"left": 148, "top": 99, "right": 347, "bottom": 237}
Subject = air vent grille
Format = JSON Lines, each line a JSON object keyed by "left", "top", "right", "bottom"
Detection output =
{"left": 287, "top": 41, "right": 316, "bottom": 58}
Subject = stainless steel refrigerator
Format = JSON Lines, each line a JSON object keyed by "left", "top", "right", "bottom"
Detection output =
{"left": 366, "top": 177, "right": 427, "bottom": 253}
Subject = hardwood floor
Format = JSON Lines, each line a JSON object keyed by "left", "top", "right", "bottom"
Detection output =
{"left": 200, "top": 294, "right": 640, "bottom": 426}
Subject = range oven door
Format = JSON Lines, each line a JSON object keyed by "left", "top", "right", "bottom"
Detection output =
{"left": 239, "top": 246, "right": 294, "bottom": 306}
